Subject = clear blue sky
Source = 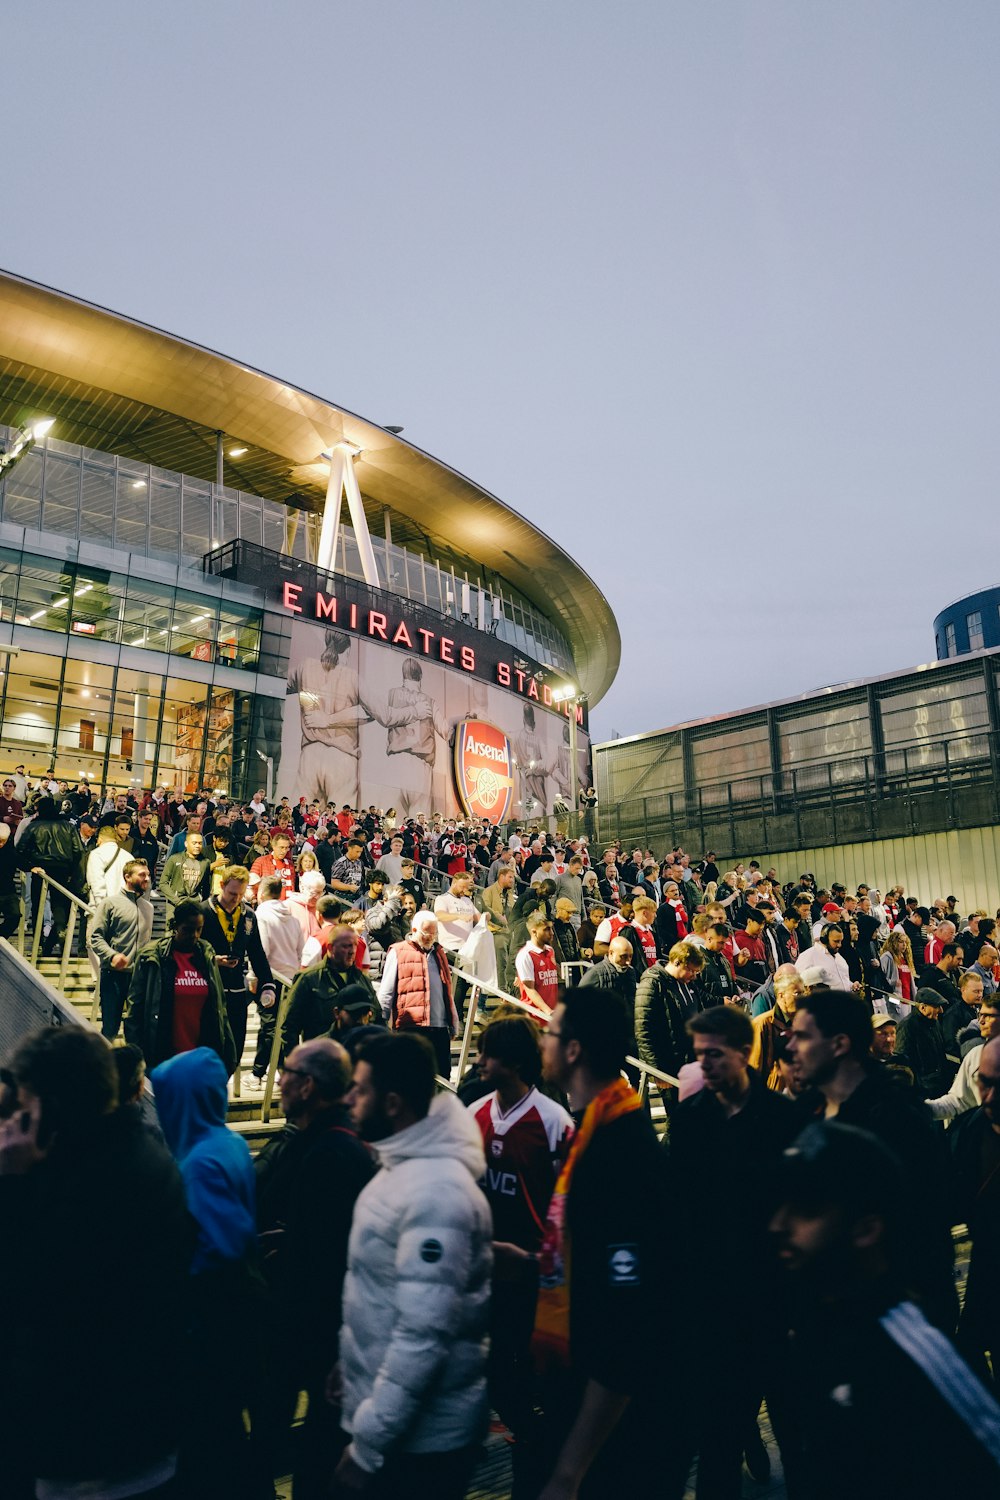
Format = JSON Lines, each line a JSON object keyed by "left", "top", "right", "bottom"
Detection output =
{"left": 6, "top": 1, "right": 999, "bottom": 740}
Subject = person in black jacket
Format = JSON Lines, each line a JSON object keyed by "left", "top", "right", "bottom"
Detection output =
{"left": 129, "top": 807, "right": 162, "bottom": 874}
{"left": 16, "top": 795, "right": 86, "bottom": 955}
{"left": 634, "top": 941, "right": 705, "bottom": 1099}
{"left": 254, "top": 1037, "right": 375, "bottom": 1495}
{"left": 200, "top": 866, "right": 277, "bottom": 1089}
{"left": 789, "top": 988, "right": 957, "bottom": 1333}
{"left": 518, "top": 986, "right": 688, "bottom": 1499}
{"left": 670, "top": 1006, "right": 801, "bottom": 1492}
{"left": 892, "top": 989, "right": 952, "bottom": 1097}
{"left": 770, "top": 1119, "right": 1000, "bottom": 1498}
{"left": 0, "top": 1027, "right": 193, "bottom": 1498}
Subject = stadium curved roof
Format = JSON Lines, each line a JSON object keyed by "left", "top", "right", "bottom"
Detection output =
{"left": 0, "top": 269, "right": 619, "bottom": 705}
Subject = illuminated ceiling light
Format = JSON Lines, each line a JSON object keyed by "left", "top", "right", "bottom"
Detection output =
{"left": 190, "top": 615, "right": 207, "bottom": 624}
{"left": 28, "top": 609, "right": 46, "bottom": 621}
{"left": 131, "top": 479, "right": 146, "bottom": 490}
{"left": 30, "top": 418, "right": 55, "bottom": 441}
{"left": 52, "top": 596, "right": 69, "bottom": 608}
{"left": 129, "top": 635, "right": 147, "bottom": 647}
{"left": 81, "top": 690, "right": 90, "bottom": 698}
{"left": 228, "top": 447, "right": 247, "bottom": 458}
{"left": 74, "top": 583, "right": 93, "bottom": 596}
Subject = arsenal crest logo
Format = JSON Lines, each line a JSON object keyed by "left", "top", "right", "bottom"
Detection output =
{"left": 453, "top": 719, "right": 515, "bottom": 824}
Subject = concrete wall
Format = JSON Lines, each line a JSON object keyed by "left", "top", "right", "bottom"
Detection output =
{"left": 754, "top": 824, "right": 1000, "bottom": 914}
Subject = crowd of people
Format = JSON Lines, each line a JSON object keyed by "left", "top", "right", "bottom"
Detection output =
{"left": 2, "top": 770, "right": 1000, "bottom": 1499}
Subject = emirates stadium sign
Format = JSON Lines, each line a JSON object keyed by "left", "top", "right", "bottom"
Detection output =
{"left": 454, "top": 719, "right": 515, "bottom": 824}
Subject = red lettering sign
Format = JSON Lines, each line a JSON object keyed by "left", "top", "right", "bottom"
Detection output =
{"left": 315, "top": 592, "right": 337, "bottom": 621}
{"left": 283, "top": 582, "right": 303, "bottom": 614}
{"left": 368, "top": 611, "right": 388, "bottom": 640}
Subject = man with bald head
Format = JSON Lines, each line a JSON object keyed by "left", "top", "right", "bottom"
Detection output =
{"left": 580, "top": 933, "right": 639, "bottom": 1014}
{"left": 255, "top": 1035, "right": 376, "bottom": 1493}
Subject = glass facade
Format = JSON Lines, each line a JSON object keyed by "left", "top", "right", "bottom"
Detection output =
{"left": 968, "top": 610, "right": 984, "bottom": 650}
{"left": 0, "top": 522, "right": 284, "bottom": 796}
{"left": 0, "top": 427, "right": 575, "bottom": 675}
{"left": 594, "top": 654, "right": 1000, "bottom": 855}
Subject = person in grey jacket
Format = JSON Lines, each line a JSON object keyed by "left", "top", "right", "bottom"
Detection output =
{"left": 89, "top": 858, "right": 154, "bottom": 1039}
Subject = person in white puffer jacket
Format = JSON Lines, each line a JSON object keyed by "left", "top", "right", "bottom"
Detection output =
{"left": 335, "top": 1031, "right": 492, "bottom": 1498}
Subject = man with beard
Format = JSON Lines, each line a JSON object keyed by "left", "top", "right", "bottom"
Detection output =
{"left": 333, "top": 1033, "right": 492, "bottom": 1498}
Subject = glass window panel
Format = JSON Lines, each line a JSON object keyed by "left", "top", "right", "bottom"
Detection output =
{"left": 109, "top": 666, "right": 164, "bottom": 792}
{"left": 967, "top": 611, "right": 984, "bottom": 651}
{"left": 148, "top": 473, "right": 181, "bottom": 561}
{"left": 690, "top": 723, "right": 771, "bottom": 784}
{"left": 158, "top": 679, "right": 211, "bottom": 796}
{"left": 879, "top": 677, "right": 988, "bottom": 753}
{"left": 14, "top": 556, "right": 75, "bottom": 632}
{"left": 262, "top": 500, "right": 284, "bottom": 554}
{"left": 236, "top": 494, "right": 261, "bottom": 546}
{"left": 778, "top": 700, "right": 872, "bottom": 776}
{"left": 945, "top": 623, "right": 957, "bottom": 657}
{"left": 0, "top": 650, "right": 66, "bottom": 771}
{"left": 115, "top": 467, "right": 150, "bottom": 552}
{"left": 80, "top": 462, "right": 116, "bottom": 543}
{"left": 182, "top": 482, "right": 212, "bottom": 560}
{"left": 41, "top": 451, "right": 81, "bottom": 536}
{"left": 2, "top": 447, "right": 43, "bottom": 529}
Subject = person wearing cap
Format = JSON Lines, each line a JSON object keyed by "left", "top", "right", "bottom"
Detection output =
{"left": 795, "top": 923, "right": 854, "bottom": 992}
{"left": 770, "top": 1119, "right": 1000, "bottom": 1495}
{"left": 811, "top": 899, "right": 843, "bottom": 940}
{"left": 870, "top": 1011, "right": 898, "bottom": 1062}
{"left": 788, "top": 988, "right": 957, "bottom": 1332}
{"left": 892, "top": 988, "right": 952, "bottom": 1097}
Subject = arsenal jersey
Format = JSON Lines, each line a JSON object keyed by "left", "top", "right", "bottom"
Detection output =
{"left": 469, "top": 1086, "right": 574, "bottom": 1251}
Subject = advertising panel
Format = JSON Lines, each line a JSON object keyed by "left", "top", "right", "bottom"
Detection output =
{"left": 273, "top": 618, "right": 590, "bottom": 819}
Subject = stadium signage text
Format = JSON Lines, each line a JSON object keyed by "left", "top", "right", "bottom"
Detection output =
{"left": 279, "top": 581, "right": 584, "bottom": 724}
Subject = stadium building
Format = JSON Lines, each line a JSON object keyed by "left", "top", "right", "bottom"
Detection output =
{"left": 0, "top": 270, "right": 618, "bottom": 819}
{"left": 593, "top": 644, "right": 1000, "bottom": 911}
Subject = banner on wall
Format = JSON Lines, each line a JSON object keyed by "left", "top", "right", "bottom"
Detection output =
{"left": 273, "top": 620, "right": 590, "bottom": 818}
{"left": 453, "top": 719, "right": 515, "bottom": 824}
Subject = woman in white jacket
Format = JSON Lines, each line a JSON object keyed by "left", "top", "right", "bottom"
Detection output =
{"left": 337, "top": 1032, "right": 492, "bottom": 1497}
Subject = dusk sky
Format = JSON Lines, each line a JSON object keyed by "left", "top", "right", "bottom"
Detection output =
{"left": 6, "top": 2, "right": 999, "bottom": 743}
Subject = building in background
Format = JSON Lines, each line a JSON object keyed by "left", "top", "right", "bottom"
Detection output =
{"left": 933, "top": 587, "right": 1000, "bottom": 660}
{"left": 0, "top": 270, "right": 618, "bottom": 816}
{"left": 592, "top": 651, "right": 1000, "bottom": 910}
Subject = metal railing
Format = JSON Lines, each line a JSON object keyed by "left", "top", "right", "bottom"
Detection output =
{"left": 20, "top": 871, "right": 94, "bottom": 1003}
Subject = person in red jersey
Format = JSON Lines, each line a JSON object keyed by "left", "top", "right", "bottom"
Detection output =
{"left": 515, "top": 910, "right": 561, "bottom": 1019}
{"left": 470, "top": 1014, "right": 573, "bottom": 1479}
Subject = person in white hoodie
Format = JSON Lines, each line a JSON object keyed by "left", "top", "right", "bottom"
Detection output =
{"left": 335, "top": 1031, "right": 492, "bottom": 1498}
{"left": 254, "top": 873, "right": 307, "bottom": 978}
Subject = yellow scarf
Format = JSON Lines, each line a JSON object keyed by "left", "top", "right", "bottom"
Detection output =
{"left": 532, "top": 1076, "right": 641, "bottom": 1370}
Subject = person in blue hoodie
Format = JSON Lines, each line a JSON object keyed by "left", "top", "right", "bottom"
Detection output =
{"left": 150, "top": 1046, "right": 265, "bottom": 1499}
